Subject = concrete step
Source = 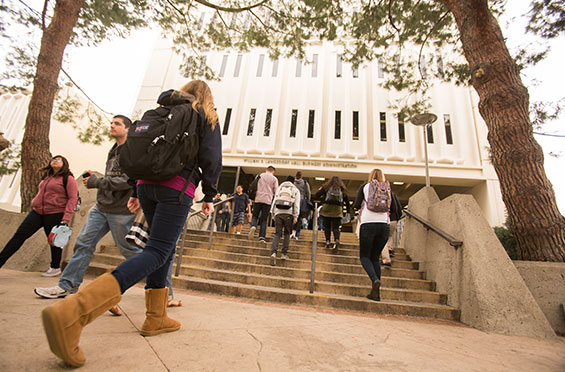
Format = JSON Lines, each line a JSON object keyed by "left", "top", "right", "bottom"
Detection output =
{"left": 81, "top": 260, "right": 457, "bottom": 321}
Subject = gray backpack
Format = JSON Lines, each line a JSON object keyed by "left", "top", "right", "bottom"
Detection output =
{"left": 366, "top": 180, "right": 391, "bottom": 213}
{"left": 274, "top": 183, "right": 296, "bottom": 210}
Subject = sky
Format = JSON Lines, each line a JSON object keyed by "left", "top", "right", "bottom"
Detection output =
{"left": 6, "top": 0, "right": 565, "bottom": 213}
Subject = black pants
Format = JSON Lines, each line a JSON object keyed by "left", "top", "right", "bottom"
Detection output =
{"left": 251, "top": 202, "right": 271, "bottom": 239}
{"left": 0, "top": 210, "right": 64, "bottom": 269}
{"left": 323, "top": 216, "right": 341, "bottom": 242}
{"left": 359, "top": 223, "right": 390, "bottom": 282}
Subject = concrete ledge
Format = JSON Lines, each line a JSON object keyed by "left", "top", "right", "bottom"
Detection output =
{"left": 402, "top": 187, "right": 556, "bottom": 338}
{"left": 514, "top": 261, "right": 565, "bottom": 335}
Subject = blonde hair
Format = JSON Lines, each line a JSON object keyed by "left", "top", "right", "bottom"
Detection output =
{"left": 368, "top": 168, "right": 386, "bottom": 183}
{"left": 179, "top": 80, "right": 219, "bottom": 129}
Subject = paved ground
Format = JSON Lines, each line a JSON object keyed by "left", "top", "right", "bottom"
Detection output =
{"left": 1, "top": 269, "right": 564, "bottom": 372}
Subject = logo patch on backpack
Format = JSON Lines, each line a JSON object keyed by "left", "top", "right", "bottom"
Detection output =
{"left": 135, "top": 124, "right": 149, "bottom": 133}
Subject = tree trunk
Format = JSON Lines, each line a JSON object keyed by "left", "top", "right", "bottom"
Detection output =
{"left": 443, "top": 0, "right": 565, "bottom": 261}
{"left": 20, "top": 0, "right": 84, "bottom": 212}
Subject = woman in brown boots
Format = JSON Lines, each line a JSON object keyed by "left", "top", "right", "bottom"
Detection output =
{"left": 40, "top": 80, "right": 222, "bottom": 367}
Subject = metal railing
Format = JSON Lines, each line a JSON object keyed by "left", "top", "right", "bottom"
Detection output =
{"left": 404, "top": 209, "right": 462, "bottom": 248}
{"left": 174, "top": 196, "right": 234, "bottom": 277}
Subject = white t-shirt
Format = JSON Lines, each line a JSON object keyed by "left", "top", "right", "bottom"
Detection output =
{"left": 359, "top": 183, "right": 389, "bottom": 225}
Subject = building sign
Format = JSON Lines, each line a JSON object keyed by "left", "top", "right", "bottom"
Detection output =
{"left": 242, "top": 158, "right": 357, "bottom": 169}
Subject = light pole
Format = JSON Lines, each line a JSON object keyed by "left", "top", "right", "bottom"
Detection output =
{"left": 409, "top": 113, "right": 437, "bottom": 188}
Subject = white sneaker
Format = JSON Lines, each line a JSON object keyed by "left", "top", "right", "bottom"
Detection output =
{"left": 41, "top": 267, "right": 61, "bottom": 277}
{"left": 236, "top": 232, "right": 241, "bottom": 235}
{"left": 281, "top": 254, "right": 289, "bottom": 261}
{"left": 34, "top": 285, "right": 75, "bottom": 299}
{"left": 248, "top": 226, "right": 256, "bottom": 239}
{"left": 270, "top": 252, "right": 276, "bottom": 266}
{"left": 290, "top": 233, "right": 295, "bottom": 239}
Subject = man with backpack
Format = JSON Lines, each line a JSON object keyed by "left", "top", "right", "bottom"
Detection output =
{"left": 248, "top": 165, "right": 278, "bottom": 243}
{"left": 34, "top": 115, "right": 142, "bottom": 303}
{"left": 291, "top": 171, "right": 311, "bottom": 240}
{"left": 270, "top": 176, "right": 300, "bottom": 265}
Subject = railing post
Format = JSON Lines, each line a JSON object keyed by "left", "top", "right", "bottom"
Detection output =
{"left": 175, "top": 216, "right": 190, "bottom": 277}
{"left": 228, "top": 166, "right": 241, "bottom": 233}
{"left": 309, "top": 202, "right": 319, "bottom": 294}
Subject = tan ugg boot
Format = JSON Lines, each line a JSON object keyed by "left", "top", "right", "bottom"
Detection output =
{"left": 140, "top": 288, "right": 181, "bottom": 336}
{"left": 41, "top": 273, "right": 122, "bottom": 367}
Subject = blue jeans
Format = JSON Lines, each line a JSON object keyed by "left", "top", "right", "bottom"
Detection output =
{"left": 359, "top": 223, "right": 390, "bottom": 282}
{"left": 59, "top": 204, "right": 140, "bottom": 291}
{"left": 112, "top": 184, "right": 192, "bottom": 294}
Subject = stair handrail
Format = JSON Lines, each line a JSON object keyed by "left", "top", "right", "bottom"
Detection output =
{"left": 175, "top": 196, "right": 234, "bottom": 276}
{"left": 404, "top": 209, "right": 463, "bottom": 248}
{"left": 207, "top": 196, "right": 235, "bottom": 249}
{"left": 309, "top": 202, "right": 319, "bottom": 293}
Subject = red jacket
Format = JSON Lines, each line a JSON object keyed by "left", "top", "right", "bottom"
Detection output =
{"left": 31, "top": 175, "right": 78, "bottom": 221}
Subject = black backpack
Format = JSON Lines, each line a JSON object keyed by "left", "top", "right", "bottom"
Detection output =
{"left": 119, "top": 103, "right": 199, "bottom": 181}
{"left": 325, "top": 185, "right": 343, "bottom": 205}
{"left": 248, "top": 174, "right": 261, "bottom": 200}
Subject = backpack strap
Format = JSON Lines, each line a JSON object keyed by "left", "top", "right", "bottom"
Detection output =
{"left": 62, "top": 174, "right": 69, "bottom": 199}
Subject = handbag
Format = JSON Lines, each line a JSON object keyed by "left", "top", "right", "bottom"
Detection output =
{"left": 125, "top": 210, "right": 150, "bottom": 249}
{"left": 340, "top": 213, "right": 351, "bottom": 225}
{"left": 48, "top": 224, "right": 73, "bottom": 248}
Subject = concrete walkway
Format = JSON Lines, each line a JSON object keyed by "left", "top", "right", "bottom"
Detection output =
{"left": 1, "top": 269, "right": 564, "bottom": 372}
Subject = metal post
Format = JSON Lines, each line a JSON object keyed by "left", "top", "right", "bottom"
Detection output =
{"left": 228, "top": 166, "right": 241, "bottom": 233}
{"left": 175, "top": 217, "right": 189, "bottom": 277}
{"left": 309, "top": 202, "right": 319, "bottom": 294}
{"left": 423, "top": 125, "right": 430, "bottom": 188}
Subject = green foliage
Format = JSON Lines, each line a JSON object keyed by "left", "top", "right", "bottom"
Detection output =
{"left": 494, "top": 218, "right": 520, "bottom": 260}
{"left": 526, "top": 0, "right": 565, "bottom": 39}
{"left": 0, "top": 144, "right": 21, "bottom": 176}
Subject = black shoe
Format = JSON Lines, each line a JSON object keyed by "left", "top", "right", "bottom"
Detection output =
{"left": 366, "top": 280, "right": 381, "bottom": 301}
{"left": 325, "top": 241, "right": 331, "bottom": 249}
{"left": 332, "top": 240, "right": 340, "bottom": 252}
{"left": 382, "top": 262, "right": 392, "bottom": 267}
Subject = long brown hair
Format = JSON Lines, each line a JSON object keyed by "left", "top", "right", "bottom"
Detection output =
{"left": 38, "top": 155, "right": 73, "bottom": 179}
{"left": 323, "top": 176, "right": 346, "bottom": 192}
{"left": 179, "top": 80, "right": 219, "bottom": 129}
{"left": 367, "top": 168, "right": 386, "bottom": 183}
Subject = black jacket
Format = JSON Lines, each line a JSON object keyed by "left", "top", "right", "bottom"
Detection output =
{"left": 157, "top": 90, "right": 222, "bottom": 202}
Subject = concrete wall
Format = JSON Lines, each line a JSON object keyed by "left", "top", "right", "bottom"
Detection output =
{"left": 402, "top": 187, "right": 555, "bottom": 338}
{"left": 514, "top": 261, "right": 565, "bottom": 336}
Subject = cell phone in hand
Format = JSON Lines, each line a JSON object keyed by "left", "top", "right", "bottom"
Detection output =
{"left": 82, "top": 171, "right": 91, "bottom": 178}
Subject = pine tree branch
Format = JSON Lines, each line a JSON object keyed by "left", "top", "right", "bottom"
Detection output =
{"left": 417, "top": 11, "right": 449, "bottom": 83}
{"left": 193, "top": 0, "right": 270, "bottom": 13}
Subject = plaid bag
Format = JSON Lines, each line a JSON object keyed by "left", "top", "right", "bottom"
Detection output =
{"left": 125, "top": 210, "right": 150, "bottom": 249}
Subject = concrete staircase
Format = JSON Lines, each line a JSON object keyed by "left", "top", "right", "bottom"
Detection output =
{"left": 87, "top": 227, "right": 460, "bottom": 321}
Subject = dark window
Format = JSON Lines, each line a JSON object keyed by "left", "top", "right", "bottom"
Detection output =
{"left": 427, "top": 124, "right": 434, "bottom": 144}
{"left": 219, "top": 55, "right": 228, "bottom": 77}
{"left": 336, "top": 54, "right": 342, "bottom": 77}
{"left": 437, "top": 55, "right": 445, "bottom": 79}
{"left": 247, "top": 109, "right": 256, "bottom": 136}
{"left": 335, "top": 111, "right": 341, "bottom": 139}
{"left": 257, "top": 54, "right": 264, "bottom": 77}
{"left": 352, "top": 111, "right": 359, "bottom": 140}
{"left": 264, "top": 109, "right": 272, "bottom": 136}
{"left": 222, "top": 108, "right": 232, "bottom": 135}
{"left": 377, "top": 60, "right": 384, "bottom": 78}
{"left": 307, "top": 110, "right": 315, "bottom": 138}
{"left": 352, "top": 66, "right": 359, "bottom": 78}
{"left": 444, "top": 114, "right": 453, "bottom": 144}
{"left": 272, "top": 59, "right": 279, "bottom": 77}
{"left": 234, "top": 55, "right": 242, "bottom": 77}
{"left": 398, "top": 114, "right": 406, "bottom": 142}
{"left": 379, "top": 112, "right": 387, "bottom": 141}
{"left": 290, "top": 110, "right": 298, "bottom": 137}
{"left": 312, "top": 54, "right": 318, "bottom": 77}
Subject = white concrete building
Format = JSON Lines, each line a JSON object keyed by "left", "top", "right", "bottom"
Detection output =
{"left": 133, "top": 36, "right": 505, "bottom": 226}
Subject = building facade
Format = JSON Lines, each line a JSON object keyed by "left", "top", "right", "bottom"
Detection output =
{"left": 133, "top": 37, "right": 505, "bottom": 226}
